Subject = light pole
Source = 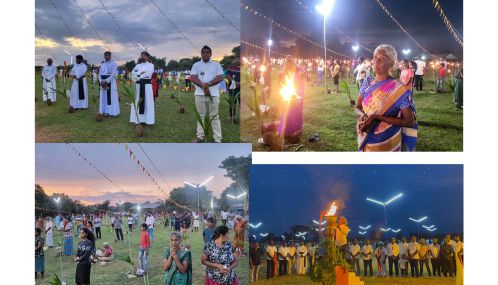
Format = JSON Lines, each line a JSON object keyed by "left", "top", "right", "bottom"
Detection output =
{"left": 316, "top": 0, "right": 335, "bottom": 95}
{"left": 63, "top": 49, "right": 73, "bottom": 65}
{"left": 53, "top": 196, "right": 64, "bottom": 282}
{"left": 409, "top": 216, "right": 428, "bottom": 239}
{"left": 366, "top": 193, "right": 403, "bottom": 227}
{"left": 352, "top": 45, "right": 359, "bottom": 60}
{"left": 184, "top": 175, "right": 214, "bottom": 211}
{"left": 249, "top": 222, "right": 262, "bottom": 229}
{"left": 402, "top": 49, "right": 411, "bottom": 60}
{"left": 267, "top": 39, "right": 273, "bottom": 62}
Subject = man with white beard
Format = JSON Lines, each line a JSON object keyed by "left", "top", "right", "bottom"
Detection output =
{"left": 69, "top": 55, "right": 88, "bottom": 110}
{"left": 130, "top": 51, "right": 155, "bottom": 125}
{"left": 41, "top": 58, "right": 57, "bottom": 104}
{"left": 99, "top": 51, "right": 120, "bottom": 117}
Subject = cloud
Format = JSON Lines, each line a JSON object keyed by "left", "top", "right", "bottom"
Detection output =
{"left": 36, "top": 37, "right": 59, "bottom": 48}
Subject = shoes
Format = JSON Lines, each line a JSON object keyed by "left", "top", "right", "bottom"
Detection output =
{"left": 192, "top": 137, "right": 204, "bottom": 143}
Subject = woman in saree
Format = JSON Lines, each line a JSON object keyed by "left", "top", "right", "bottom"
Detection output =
{"left": 201, "top": 226, "right": 239, "bottom": 285}
{"left": 163, "top": 232, "right": 192, "bottom": 285}
{"left": 356, "top": 44, "right": 417, "bottom": 151}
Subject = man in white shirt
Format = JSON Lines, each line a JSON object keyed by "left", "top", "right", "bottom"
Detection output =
{"left": 362, "top": 239, "right": 373, "bottom": 277}
{"left": 408, "top": 235, "right": 420, "bottom": 277}
{"left": 278, "top": 242, "right": 289, "bottom": 276}
{"left": 42, "top": 58, "right": 57, "bottom": 104}
{"left": 145, "top": 212, "right": 155, "bottom": 241}
{"left": 399, "top": 237, "right": 409, "bottom": 277}
{"left": 130, "top": 51, "right": 155, "bottom": 125}
{"left": 429, "top": 238, "right": 441, "bottom": 277}
{"left": 99, "top": 51, "right": 120, "bottom": 117}
{"left": 452, "top": 235, "right": 463, "bottom": 276}
{"left": 127, "top": 215, "right": 134, "bottom": 232}
{"left": 387, "top": 237, "right": 400, "bottom": 277}
{"left": 190, "top": 45, "right": 224, "bottom": 143}
{"left": 266, "top": 240, "right": 277, "bottom": 279}
{"left": 221, "top": 210, "right": 228, "bottom": 226}
{"left": 69, "top": 55, "right": 88, "bottom": 110}
{"left": 349, "top": 239, "right": 361, "bottom": 276}
{"left": 414, "top": 57, "right": 426, "bottom": 91}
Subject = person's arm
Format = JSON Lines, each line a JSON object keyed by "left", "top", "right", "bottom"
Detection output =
{"left": 163, "top": 250, "right": 174, "bottom": 271}
{"left": 109, "top": 62, "right": 118, "bottom": 83}
{"left": 76, "top": 242, "right": 93, "bottom": 262}
{"left": 228, "top": 253, "right": 239, "bottom": 271}
{"left": 361, "top": 107, "right": 414, "bottom": 131}
{"left": 172, "top": 251, "right": 189, "bottom": 273}
{"left": 45, "top": 226, "right": 51, "bottom": 234}
{"left": 201, "top": 253, "right": 227, "bottom": 273}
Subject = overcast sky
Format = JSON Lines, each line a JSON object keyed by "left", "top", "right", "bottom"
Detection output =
{"left": 35, "top": 0, "right": 240, "bottom": 66}
{"left": 241, "top": 0, "right": 463, "bottom": 59}
{"left": 36, "top": 143, "right": 251, "bottom": 205}
{"left": 250, "top": 165, "right": 463, "bottom": 237}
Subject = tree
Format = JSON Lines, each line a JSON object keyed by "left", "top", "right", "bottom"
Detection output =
{"left": 168, "top": 186, "right": 213, "bottom": 211}
{"left": 219, "top": 154, "right": 251, "bottom": 188}
{"left": 179, "top": 58, "right": 193, "bottom": 70}
{"left": 166, "top": 60, "right": 180, "bottom": 71}
{"left": 124, "top": 60, "right": 136, "bottom": 72}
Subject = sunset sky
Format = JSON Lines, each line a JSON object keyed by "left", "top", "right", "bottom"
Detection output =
{"left": 35, "top": 0, "right": 239, "bottom": 66}
{"left": 36, "top": 143, "right": 251, "bottom": 205}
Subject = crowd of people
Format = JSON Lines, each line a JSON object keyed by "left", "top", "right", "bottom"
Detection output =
{"left": 243, "top": 43, "right": 463, "bottom": 151}
{"left": 249, "top": 233, "right": 463, "bottom": 283}
{"left": 34, "top": 208, "right": 247, "bottom": 285}
{"left": 40, "top": 45, "right": 241, "bottom": 143}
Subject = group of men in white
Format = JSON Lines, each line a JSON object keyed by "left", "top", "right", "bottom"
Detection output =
{"left": 265, "top": 240, "right": 316, "bottom": 278}
{"left": 347, "top": 235, "right": 463, "bottom": 278}
{"left": 40, "top": 45, "right": 226, "bottom": 142}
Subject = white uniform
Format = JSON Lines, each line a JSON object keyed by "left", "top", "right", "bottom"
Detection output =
{"left": 130, "top": 62, "right": 155, "bottom": 125}
{"left": 99, "top": 60, "right": 120, "bottom": 116}
{"left": 45, "top": 220, "right": 54, "bottom": 247}
{"left": 296, "top": 245, "right": 308, "bottom": 274}
{"left": 42, "top": 64, "right": 57, "bottom": 102}
{"left": 70, "top": 63, "right": 88, "bottom": 109}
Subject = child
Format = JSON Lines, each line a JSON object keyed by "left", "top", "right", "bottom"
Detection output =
{"left": 399, "top": 252, "right": 408, "bottom": 277}
{"left": 180, "top": 221, "right": 191, "bottom": 249}
{"left": 202, "top": 216, "right": 216, "bottom": 244}
{"left": 96, "top": 242, "right": 113, "bottom": 264}
{"left": 437, "top": 62, "right": 446, "bottom": 93}
{"left": 138, "top": 223, "right": 150, "bottom": 274}
{"left": 35, "top": 228, "right": 45, "bottom": 279}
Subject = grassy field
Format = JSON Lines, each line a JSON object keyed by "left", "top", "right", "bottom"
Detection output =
{"left": 35, "top": 74, "right": 240, "bottom": 143}
{"left": 253, "top": 262, "right": 455, "bottom": 285}
{"left": 36, "top": 219, "right": 248, "bottom": 285}
{"left": 254, "top": 274, "right": 455, "bottom": 285}
{"left": 240, "top": 69, "right": 463, "bottom": 151}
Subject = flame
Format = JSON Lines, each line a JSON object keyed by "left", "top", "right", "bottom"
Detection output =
{"left": 259, "top": 65, "right": 266, "bottom": 72}
{"left": 280, "top": 75, "right": 297, "bottom": 102}
{"left": 325, "top": 202, "right": 337, "bottom": 216}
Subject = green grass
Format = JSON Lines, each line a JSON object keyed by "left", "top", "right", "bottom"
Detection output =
{"left": 254, "top": 263, "right": 455, "bottom": 285}
{"left": 36, "top": 219, "right": 248, "bottom": 285}
{"left": 240, "top": 69, "right": 463, "bottom": 151}
{"left": 254, "top": 275, "right": 455, "bottom": 285}
{"left": 35, "top": 74, "right": 240, "bottom": 143}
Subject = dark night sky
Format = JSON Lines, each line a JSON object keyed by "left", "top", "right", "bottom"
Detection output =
{"left": 241, "top": 0, "right": 463, "bottom": 59}
{"left": 249, "top": 165, "right": 463, "bottom": 237}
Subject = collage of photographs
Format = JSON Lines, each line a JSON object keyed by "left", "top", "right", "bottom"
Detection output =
{"left": 33, "top": 0, "right": 463, "bottom": 285}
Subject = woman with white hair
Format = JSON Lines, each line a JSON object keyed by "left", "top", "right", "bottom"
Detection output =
{"left": 356, "top": 44, "right": 417, "bottom": 151}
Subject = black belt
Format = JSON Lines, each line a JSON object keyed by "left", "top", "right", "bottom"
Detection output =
{"left": 137, "top": 79, "right": 151, "bottom": 114}
{"left": 78, "top": 75, "right": 86, "bottom": 100}
{"left": 101, "top": 75, "right": 112, "bottom": 105}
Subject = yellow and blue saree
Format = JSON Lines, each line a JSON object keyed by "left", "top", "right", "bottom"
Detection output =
{"left": 357, "top": 77, "right": 417, "bottom": 151}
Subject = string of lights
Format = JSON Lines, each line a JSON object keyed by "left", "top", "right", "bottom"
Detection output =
{"left": 241, "top": 2, "right": 350, "bottom": 59}
{"left": 147, "top": 0, "right": 199, "bottom": 52}
{"left": 431, "top": 0, "right": 463, "bottom": 47}
{"left": 373, "top": 0, "right": 436, "bottom": 58}
{"left": 205, "top": 0, "right": 240, "bottom": 32}
{"left": 35, "top": 23, "right": 60, "bottom": 64}
{"left": 241, "top": 40, "right": 286, "bottom": 57}
{"left": 72, "top": 0, "right": 110, "bottom": 51}
{"left": 48, "top": 0, "right": 90, "bottom": 61}
{"left": 96, "top": 0, "right": 136, "bottom": 48}
{"left": 294, "top": 0, "right": 374, "bottom": 54}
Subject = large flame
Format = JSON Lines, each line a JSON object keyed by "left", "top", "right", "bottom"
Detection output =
{"left": 280, "top": 75, "right": 297, "bottom": 102}
{"left": 325, "top": 201, "right": 337, "bottom": 216}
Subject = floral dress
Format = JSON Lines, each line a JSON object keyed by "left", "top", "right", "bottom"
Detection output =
{"left": 203, "top": 241, "right": 238, "bottom": 285}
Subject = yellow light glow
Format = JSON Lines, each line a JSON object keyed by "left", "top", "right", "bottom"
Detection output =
{"left": 280, "top": 75, "right": 297, "bottom": 102}
{"left": 65, "top": 37, "right": 106, "bottom": 50}
{"left": 259, "top": 65, "right": 266, "bottom": 72}
{"left": 35, "top": 37, "right": 58, "bottom": 48}
{"left": 325, "top": 202, "right": 337, "bottom": 216}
